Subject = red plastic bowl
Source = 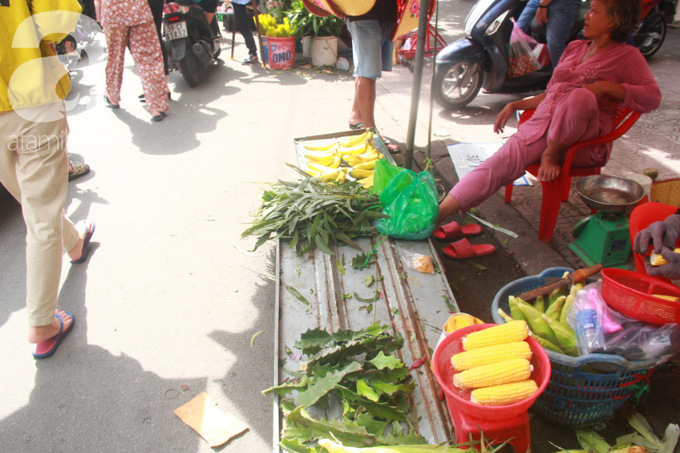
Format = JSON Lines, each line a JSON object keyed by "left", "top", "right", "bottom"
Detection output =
{"left": 432, "top": 324, "right": 551, "bottom": 421}
{"left": 601, "top": 268, "right": 680, "bottom": 325}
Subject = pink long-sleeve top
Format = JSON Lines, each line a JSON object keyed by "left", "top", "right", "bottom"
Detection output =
{"left": 518, "top": 40, "right": 662, "bottom": 147}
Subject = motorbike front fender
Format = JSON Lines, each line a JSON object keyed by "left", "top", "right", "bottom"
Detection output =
{"left": 435, "top": 38, "right": 488, "bottom": 70}
{"left": 170, "top": 39, "right": 187, "bottom": 60}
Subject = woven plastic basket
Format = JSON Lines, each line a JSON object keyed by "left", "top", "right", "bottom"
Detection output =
{"left": 491, "top": 267, "right": 669, "bottom": 427}
{"left": 432, "top": 324, "right": 551, "bottom": 421}
{"left": 601, "top": 268, "right": 680, "bottom": 324}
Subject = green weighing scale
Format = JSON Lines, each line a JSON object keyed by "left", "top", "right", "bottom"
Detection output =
{"left": 569, "top": 175, "right": 646, "bottom": 269}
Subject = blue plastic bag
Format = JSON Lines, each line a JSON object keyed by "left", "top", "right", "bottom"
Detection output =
{"left": 376, "top": 170, "right": 439, "bottom": 240}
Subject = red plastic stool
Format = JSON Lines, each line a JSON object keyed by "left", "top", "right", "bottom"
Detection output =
{"left": 448, "top": 404, "right": 531, "bottom": 453}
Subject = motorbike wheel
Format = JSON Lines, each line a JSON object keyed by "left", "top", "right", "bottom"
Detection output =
{"left": 636, "top": 18, "right": 666, "bottom": 59}
{"left": 433, "top": 60, "right": 483, "bottom": 110}
{"left": 179, "top": 49, "right": 201, "bottom": 87}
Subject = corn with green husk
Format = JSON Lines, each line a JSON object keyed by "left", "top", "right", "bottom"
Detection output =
{"left": 534, "top": 294, "right": 545, "bottom": 313}
{"left": 498, "top": 308, "right": 514, "bottom": 323}
{"left": 547, "top": 280, "right": 568, "bottom": 308}
{"left": 560, "top": 282, "right": 583, "bottom": 324}
{"left": 542, "top": 314, "right": 578, "bottom": 356}
{"left": 509, "top": 296, "right": 528, "bottom": 322}
{"left": 545, "top": 295, "right": 566, "bottom": 320}
{"left": 535, "top": 335, "right": 566, "bottom": 354}
{"left": 516, "top": 301, "right": 559, "bottom": 346}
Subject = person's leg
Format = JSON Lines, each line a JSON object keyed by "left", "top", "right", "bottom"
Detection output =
{"left": 128, "top": 22, "right": 169, "bottom": 117}
{"left": 539, "top": 87, "right": 600, "bottom": 180}
{"left": 148, "top": 0, "right": 169, "bottom": 75}
{"left": 545, "top": 0, "right": 580, "bottom": 66}
{"left": 104, "top": 25, "right": 129, "bottom": 105}
{"left": 438, "top": 135, "right": 549, "bottom": 224}
{"left": 353, "top": 77, "right": 377, "bottom": 128}
{"left": 516, "top": 0, "right": 541, "bottom": 34}
{"left": 347, "top": 19, "right": 382, "bottom": 128}
{"left": 630, "top": 202, "right": 678, "bottom": 275}
{"left": 0, "top": 108, "right": 73, "bottom": 343}
{"left": 233, "top": 3, "right": 258, "bottom": 58}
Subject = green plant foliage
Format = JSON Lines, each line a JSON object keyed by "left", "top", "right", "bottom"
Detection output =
{"left": 286, "top": 0, "right": 344, "bottom": 37}
{"left": 242, "top": 174, "right": 387, "bottom": 256}
{"left": 262, "top": 324, "right": 425, "bottom": 452}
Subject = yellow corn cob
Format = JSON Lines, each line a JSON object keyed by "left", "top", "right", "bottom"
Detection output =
{"left": 650, "top": 248, "right": 680, "bottom": 266}
{"left": 462, "top": 321, "right": 529, "bottom": 350}
{"left": 450, "top": 341, "right": 532, "bottom": 371}
{"left": 653, "top": 294, "right": 679, "bottom": 301}
{"left": 470, "top": 379, "right": 538, "bottom": 406}
{"left": 453, "top": 358, "right": 533, "bottom": 389}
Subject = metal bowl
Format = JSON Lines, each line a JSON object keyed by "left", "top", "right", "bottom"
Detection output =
{"left": 576, "top": 175, "right": 645, "bottom": 213}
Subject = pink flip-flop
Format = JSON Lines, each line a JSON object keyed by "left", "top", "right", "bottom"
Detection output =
{"left": 433, "top": 221, "right": 482, "bottom": 241}
{"left": 442, "top": 238, "right": 496, "bottom": 260}
{"left": 33, "top": 311, "right": 75, "bottom": 359}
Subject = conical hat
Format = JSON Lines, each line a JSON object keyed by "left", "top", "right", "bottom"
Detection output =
{"left": 302, "top": 0, "right": 377, "bottom": 18}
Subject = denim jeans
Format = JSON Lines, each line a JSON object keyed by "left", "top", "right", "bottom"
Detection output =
{"left": 516, "top": 0, "right": 581, "bottom": 67}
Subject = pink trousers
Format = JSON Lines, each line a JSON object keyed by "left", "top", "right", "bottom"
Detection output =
{"left": 105, "top": 22, "right": 169, "bottom": 114}
{"left": 451, "top": 88, "right": 606, "bottom": 212}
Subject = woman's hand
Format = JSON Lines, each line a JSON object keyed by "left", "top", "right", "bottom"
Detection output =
{"left": 535, "top": 7, "right": 548, "bottom": 26}
{"left": 645, "top": 247, "right": 680, "bottom": 280}
{"left": 494, "top": 103, "right": 516, "bottom": 134}
{"left": 584, "top": 81, "right": 625, "bottom": 101}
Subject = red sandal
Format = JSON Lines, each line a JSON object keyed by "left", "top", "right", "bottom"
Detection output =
{"left": 433, "top": 221, "right": 482, "bottom": 241}
{"left": 442, "top": 238, "right": 495, "bottom": 260}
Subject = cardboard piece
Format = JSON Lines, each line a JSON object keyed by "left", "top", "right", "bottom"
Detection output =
{"left": 173, "top": 392, "right": 248, "bottom": 448}
{"left": 446, "top": 143, "right": 530, "bottom": 186}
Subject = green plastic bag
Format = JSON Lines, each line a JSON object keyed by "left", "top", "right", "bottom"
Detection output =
{"left": 372, "top": 159, "right": 405, "bottom": 195}
{"left": 376, "top": 170, "right": 439, "bottom": 240}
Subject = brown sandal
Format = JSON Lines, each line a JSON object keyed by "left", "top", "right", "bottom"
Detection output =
{"left": 68, "top": 161, "right": 90, "bottom": 181}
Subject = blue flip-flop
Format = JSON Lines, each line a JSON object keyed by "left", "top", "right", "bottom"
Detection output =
{"left": 70, "top": 220, "right": 95, "bottom": 264}
{"left": 33, "top": 311, "right": 75, "bottom": 359}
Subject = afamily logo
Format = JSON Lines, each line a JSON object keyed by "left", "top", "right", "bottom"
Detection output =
{"left": 9, "top": 10, "right": 101, "bottom": 122}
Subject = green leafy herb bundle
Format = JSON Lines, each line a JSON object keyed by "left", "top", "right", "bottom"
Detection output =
{"left": 242, "top": 177, "right": 388, "bottom": 255}
{"left": 263, "top": 323, "right": 427, "bottom": 452}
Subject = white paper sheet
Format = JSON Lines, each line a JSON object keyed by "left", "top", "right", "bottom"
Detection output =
{"left": 446, "top": 142, "right": 530, "bottom": 186}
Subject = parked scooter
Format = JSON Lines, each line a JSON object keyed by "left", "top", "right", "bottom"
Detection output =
{"left": 433, "top": 0, "right": 589, "bottom": 109}
{"left": 634, "top": 0, "right": 676, "bottom": 58}
{"left": 55, "top": 14, "right": 100, "bottom": 72}
{"left": 163, "top": 0, "right": 221, "bottom": 87}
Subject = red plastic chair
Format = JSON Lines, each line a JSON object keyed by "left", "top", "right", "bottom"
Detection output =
{"left": 504, "top": 107, "right": 642, "bottom": 243}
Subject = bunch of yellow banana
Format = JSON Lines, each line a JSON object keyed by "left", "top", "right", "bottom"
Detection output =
{"left": 300, "top": 130, "right": 383, "bottom": 188}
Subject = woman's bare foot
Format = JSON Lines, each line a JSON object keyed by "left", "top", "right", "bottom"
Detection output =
{"left": 67, "top": 220, "right": 90, "bottom": 262}
{"left": 537, "top": 140, "right": 568, "bottom": 182}
{"left": 436, "top": 194, "right": 462, "bottom": 227}
{"left": 28, "top": 309, "right": 72, "bottom": 343}
{"left": 537, "top": 155, "right": 561, "bottom": 181}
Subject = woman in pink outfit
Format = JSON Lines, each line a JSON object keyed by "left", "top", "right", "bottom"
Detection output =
{"left": 437, "top": 0, "right": 662, "bottom": 224}
{"left": 96, "top": 0, "right": 169, "bottom": 121}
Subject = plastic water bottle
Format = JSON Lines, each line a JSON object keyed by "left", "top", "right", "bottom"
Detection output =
{"left": 575, "top": 307, "right": 600, "bottom": 350}
{"left": 574, "top": 286, "right": 605, "bottom": 353}
{"left": 336, "top": 57, "right": 350, "bottom": 72}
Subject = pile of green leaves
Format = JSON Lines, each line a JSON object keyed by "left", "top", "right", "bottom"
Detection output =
{"left": 263, "top": 323, "right": 427, "bottom": 453}
{"left": 242, "top": 176, "right": 388, "bottom": 255}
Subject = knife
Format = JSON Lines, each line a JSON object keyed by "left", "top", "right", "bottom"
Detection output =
{"left": 516, "top": 265, "right": 603, "bottom": 302}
